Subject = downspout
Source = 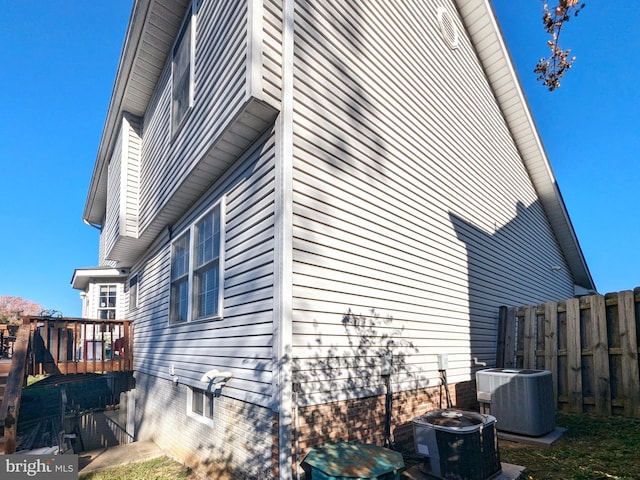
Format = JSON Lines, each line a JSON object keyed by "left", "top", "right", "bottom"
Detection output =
{"left": 274, "top": 0, "right": 295, "bottom": 478}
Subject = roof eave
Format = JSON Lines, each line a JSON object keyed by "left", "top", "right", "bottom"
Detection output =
{"left": 71, "top": 266, "right": 130, "bottom": 290}
{"left": 83, "top": 0, "right": 171, "bottom": 226}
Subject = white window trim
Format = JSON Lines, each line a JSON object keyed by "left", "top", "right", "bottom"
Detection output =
{"left": 171, "top": 1, "right": 197, "bottom": 135}
{"left": 169, "top": 199, "right": 225, "bottom": 324}
{"left": 186, "top": 386, "right": 215, "bottom": 426}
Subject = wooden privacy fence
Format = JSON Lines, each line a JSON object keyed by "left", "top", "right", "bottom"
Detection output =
{"left": 497, "top": 288, "right": 640, "bottom": 418}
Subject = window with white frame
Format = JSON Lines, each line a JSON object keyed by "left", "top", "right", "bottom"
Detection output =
{"left": 98, "top": 285, "right": 117, "bottom": 319}
{"left": 187, "top": 387, "right": 214, "bottom": 425}
{"left": 172, "top": 3, "right": 196, "bottom": 133}
{"left": 170, "top": 201, "right": 224, "bottom": 324}
{"left": 129, "top": 274, "right": 139, "bottom": 310}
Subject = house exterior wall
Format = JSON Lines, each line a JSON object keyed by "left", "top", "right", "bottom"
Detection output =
{"left": 94, "top": 0, "right": 282, "bottom": 267}
{"left": 137, "top": 0, "right": 282, "bottom": 240}
{"left": 101, "top": 113, "right": 142, "bottom": 262}
{"left": 90, "top": 1, "right": 283, "bottom": 475}
{"left": 296, "top": 380, "right": 476, "bottom": 454}
{"left": 104, "top": 129, "right": 122, "bottom": 257}
{"left": 126, "top": 130, "right": 277, "bottom": 478}
{"left": 134, "top": 370, "right": 276, "bottom": 479}
{"left": 122, "top": 113, "right": 142, "bottom": 239}
{"left": 127, "top": 131, "right": 276, "bottom": 408}
{"left": 81, "top": 0, "right": 595, "bottom": 478}
{"left": 289, "top": 0, "right": 575, "bottom": 408}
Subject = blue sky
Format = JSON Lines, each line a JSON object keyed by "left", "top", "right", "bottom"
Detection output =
{"left": 492, "top": 1, "right": 640, "bottom": 294}
{"left": 0, "top": 2, "right": 638, "bottom": 318}
{"left": 0, "top": 2, "right": 131, "bottom": 317}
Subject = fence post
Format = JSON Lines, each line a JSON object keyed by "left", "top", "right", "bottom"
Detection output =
{"left": 496, "top": 307, "right": 507, "bottom": 368}
{"left": 566, "top": 298, "right": 582, "bottom": 413}
{"left": 591, "top": 294, "right": 611, "bottom": 416}
{"left": 523, "top": 306, "right": 536, "bottom": 369}
{"left": 544, "top": 301, "right": 559, "bottom": 408}
{"left": 503, "top": 307, "right": 517, "bottom": 368}
{"left": 618, "top": 290, "right": 640, "bottom": 417}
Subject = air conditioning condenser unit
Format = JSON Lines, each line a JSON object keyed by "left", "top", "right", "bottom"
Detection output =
{"left": 476, "top": 368, "right": 555, "bottom": 436}
{"left": 412, "top": 410, "right": 501, "bottom": 480}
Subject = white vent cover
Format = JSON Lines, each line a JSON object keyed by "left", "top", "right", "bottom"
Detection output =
{"left": 436, "top": 6, "right": 459, "bottom": 50}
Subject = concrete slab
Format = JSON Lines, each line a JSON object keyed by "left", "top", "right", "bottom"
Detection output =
{"left": 78, "top": 439, "right": 165, "bottom": 474}
{"left": 498, "top": 427, "right": 566, "bottom": 447}
{"left": 402, "top": 462, "right": 526, "bottom": 480}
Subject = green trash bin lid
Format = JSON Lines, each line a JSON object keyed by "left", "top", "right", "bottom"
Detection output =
{"left": 301, "top": 441, "right": 404, "bottom": 479}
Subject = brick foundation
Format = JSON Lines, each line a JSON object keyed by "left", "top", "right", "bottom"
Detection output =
{"left": 134, "top": 372, "right": 275, "bottom": 479}
{"left": 133, "top": 373, "right": 476, "bottom": 479}
{"left": 295, "top": 380, "right": 477, "bottom": 458}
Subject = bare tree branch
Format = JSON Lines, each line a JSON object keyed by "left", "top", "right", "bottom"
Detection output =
{"left": 534, "top": 1, "right": 586, "bottom": 91}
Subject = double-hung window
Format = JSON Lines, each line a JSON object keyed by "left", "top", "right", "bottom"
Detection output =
{"left": 98, "top": 285, "right": 117, "bottom": 320}
{"left": 172, "top": 3, "right": 196, "bottom": 133}
{"left": 170, "top": 201, "right": 224, "bottom": 324}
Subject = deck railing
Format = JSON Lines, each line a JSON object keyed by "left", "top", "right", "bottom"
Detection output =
{"left": 0, "top": 316, "right": 133, "bottom": 453}
{"left": 28, "top": 316, "right": 133, "bottom": 375}
{"left": 1, "top": 320, "right": 32, "bottom": 453}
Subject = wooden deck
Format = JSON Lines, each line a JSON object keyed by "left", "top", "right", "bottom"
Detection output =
{"left": 30, "top": 317, "right": 133, "bottom": 375}
{"left": 0, "top": 316, "right": 133, "bottom": 454}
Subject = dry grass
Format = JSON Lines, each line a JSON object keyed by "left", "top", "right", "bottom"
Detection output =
{"left": 78, "top": 456, "right": 202, "bottom": 480}
{"left": 79, "top": 413, "right": 640, "bottom": 480}
{"left": 500, "top": 412, "right": 640, "bottom": 479}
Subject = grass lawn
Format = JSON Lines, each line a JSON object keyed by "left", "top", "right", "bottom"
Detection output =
{"left": 78, "top": 456, "right": 201, "bottom": 480}
{"left": 500, "top": 412, "right": 640, "bottom": 479}
{"left": 78, "top": 413, "right": 640, "bottom": 480}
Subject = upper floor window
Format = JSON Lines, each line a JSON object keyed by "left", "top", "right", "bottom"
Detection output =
{"left": 129, "top": 274, "right": 139, "bottom": 310}
{"left": 172, "top": 3, "right": 196, "bottom": 133}
{"left": 170, "top": 201, "right": 224, "bottom": 324}
{"left": 99, "top": 285, "right": 117, "bottom": 320}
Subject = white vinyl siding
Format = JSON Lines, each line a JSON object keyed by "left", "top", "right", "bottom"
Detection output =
{"left": 138, "top": 0, "right": 281, "bottom": 242}
{"left": 102, "top": 113, "right": 142, "bottom": 263}
{"left": 104, "top": 130, "right": 122, "bottom": 257}
{"left": 130, "top": 132, "right": 276, "bottom": 408}
{"left": 122, "top": 114, "right": 141, "bottom": 238}
{"left": 139, "top": 0, "right": 247, "bottom": 232}
{"left": 261, "top": 0, "right": 283, "bottom": 106}
{"left": 290, "top": 0, "right": 574, "bottom": 405}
